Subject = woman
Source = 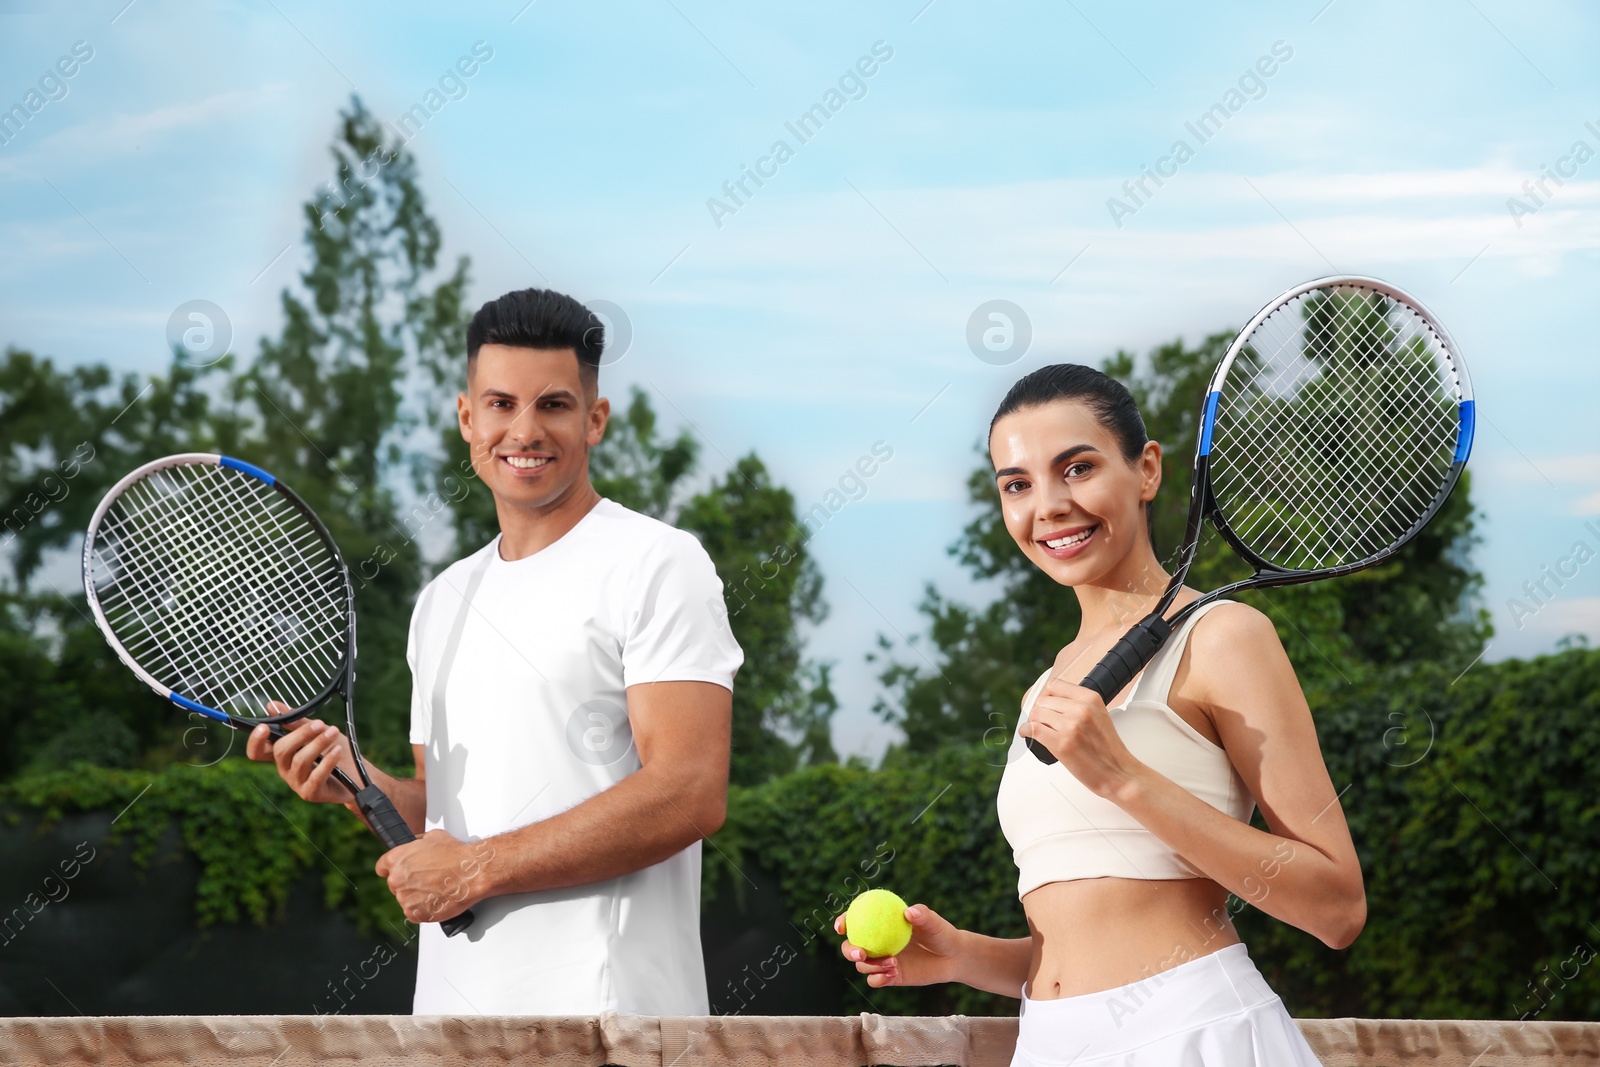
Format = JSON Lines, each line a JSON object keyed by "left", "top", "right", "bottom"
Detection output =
{"left": 836, "top": 364, "right": 1363, "bottom": 1065}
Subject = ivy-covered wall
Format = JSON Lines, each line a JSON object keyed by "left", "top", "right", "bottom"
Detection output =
{"left": 0, "top": 772, "right": 414, "bottom": 1017}
{"left": 3, "top": 649, "right": 1597, "bottom": 1020}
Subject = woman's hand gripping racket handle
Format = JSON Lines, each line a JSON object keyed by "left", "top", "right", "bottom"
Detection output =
{"left": 1026, "top": 614, "right": 1173, "bottom": 765}
{"left": 264, "top": 723, "right": 476, "bottom": 936}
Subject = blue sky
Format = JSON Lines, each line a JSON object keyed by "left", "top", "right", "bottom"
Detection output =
{"left": 2, "top": 0, "right": 1597, "bottom": 761}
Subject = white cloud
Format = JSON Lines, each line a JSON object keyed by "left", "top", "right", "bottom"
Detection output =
{"left": 539, "top": 163, "right": 1598, "bottom": 424}
{"left": 651, "top": 171, "right": 1600, "bottom": 290}
{"left": 1482, "top": 455, "right": 1600, "bottom": 514}
{"left": 1531, "top": 455, "right": 1600, "bottom": 482}
{"left": 0, "top": 83, "right": 292, "bottom": 177}
{"left": 1538, "top": 455, "right": 1600, "bottom": 516}
{"left": 1518, "top": 596, "right": 1600, "bottom": 639}
{"left": 1234, "top": 168, "right": 1600, "bottom": 204}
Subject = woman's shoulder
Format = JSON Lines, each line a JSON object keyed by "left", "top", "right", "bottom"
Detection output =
{"left": 1164, "top": 599, "right": 1291, "bottom": 720}
{"left": 1184, "top": 599, "right": 1285, "bottom": 677}
{"left": 1189, "top": 597, "right": 1273, "bottom": 636}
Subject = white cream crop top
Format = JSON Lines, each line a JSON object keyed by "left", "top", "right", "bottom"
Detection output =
{"left": 996, "top": 601, "right": 1256, "bottom": 898}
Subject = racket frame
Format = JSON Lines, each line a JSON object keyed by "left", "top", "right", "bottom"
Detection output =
{"left": 83, "top": 453, "right": 376, "bottom": 786}
{"left": 1174, "top": 275, "right": 1473, "bottom": 619}
{"left": 83, "top": 453, "right": 475, "bottom": 935}
{"left": 1026, "top": 276, "right": 1476, "bottom": 764}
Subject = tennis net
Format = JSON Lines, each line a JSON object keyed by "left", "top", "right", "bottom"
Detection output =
{"left": 1, "top": 1013, "right": 1597, "bottom": 1065}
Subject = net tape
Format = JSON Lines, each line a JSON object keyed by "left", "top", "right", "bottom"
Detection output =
{"left": 1, "top": 1014, "right": 1596, "bottom": 1067}
{"left": 1208, "top": 283, "right": 1463, "bottom": 573}
{"left": 89, "top": 463, "right": 347, "bottom": 717}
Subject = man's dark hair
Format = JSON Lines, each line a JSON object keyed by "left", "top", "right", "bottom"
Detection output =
{"left": 466, "top": 288, "right": 604, "bottom": 390}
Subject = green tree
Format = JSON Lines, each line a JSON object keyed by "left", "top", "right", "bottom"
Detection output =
{"left": 0, "top": 350, "right": 242, "bottom": 587}
{"left": 677, "top": 455, "right": 836, "bottom": 784}
{"left": 1, "top": 96, "right": 832, "bottom": 787}
{"left": 0, "top": 95, "right": 470, "bottom": 773}
{"left": 1235, "top": 647, "right": 1600, "bottom": 1019}
{"left": 229, "top": 95, "right": 471, "bottom": 767}
{"left": 0, "top": 350, "right": 249, "bottom": 773}
{"left": 0, "top": 591, "right": 151, "bottom": 777}
{"left": 590, "top": 386, "right": 700, "bottom": 519}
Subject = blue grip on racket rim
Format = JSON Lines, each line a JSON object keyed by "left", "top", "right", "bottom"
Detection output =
{"left": 170, "top": 692, "right": 229, "bottom": 722}
{"left": 1197, "top": 391, "right": 1221, "bottom": 457}
{"left": 1454, "top": 400, "right": 1475, "bottom": 464}
{"left": 219, "top": 455, "right": 277, "bottom": 485}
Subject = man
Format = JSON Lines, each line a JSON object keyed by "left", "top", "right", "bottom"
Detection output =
{"left": 247, "top": 288, "right": 742, "bottom": 1015}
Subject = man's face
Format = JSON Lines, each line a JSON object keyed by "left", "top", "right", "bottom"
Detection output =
{"left": 457, "top": 344, "right": 608, "bottom": 511}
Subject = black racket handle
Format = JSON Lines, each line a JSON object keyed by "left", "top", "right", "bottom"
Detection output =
{"left": 355, "top": 785, "right": 477, "bottom": 937}
{"left": 1027, "top": 613, "right": 1173, "bottom": 765}
{"left": 260, "top": 725, "right": 475, "bottom": 935}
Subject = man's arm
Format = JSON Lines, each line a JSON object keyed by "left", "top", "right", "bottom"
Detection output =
{"left": 376, "top": 679, "right": 731, "bottom": 923}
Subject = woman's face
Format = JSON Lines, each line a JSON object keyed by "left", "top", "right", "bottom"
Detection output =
{"left": 989, "top": 398, "right": 1162, "bottom": 588}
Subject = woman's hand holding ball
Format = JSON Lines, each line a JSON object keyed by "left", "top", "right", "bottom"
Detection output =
{"left": 835, "top": 890, "right": 965, "bottom": 988}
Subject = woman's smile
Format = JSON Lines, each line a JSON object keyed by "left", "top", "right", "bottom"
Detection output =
{"left": 1037, "top": 524, "right": 1099, "bottom": 559}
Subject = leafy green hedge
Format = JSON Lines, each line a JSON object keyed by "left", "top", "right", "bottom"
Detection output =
{"left": 6, "top": 649, "right": 1597, "bottom": 1020}
{"left": 1239, "top": 646, "right": 1600, "bottom": 1020}
{"left": 2, "top": 761, "right": 403, "bottom": 937}
{"left": 704, "top": 743, "right": 1029, "bottom": 1017}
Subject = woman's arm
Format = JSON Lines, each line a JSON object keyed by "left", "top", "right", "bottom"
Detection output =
{"left": 1019, "top": 600, "right": 1365, "bottom": 949}
{"left": 836, "top": 904, "right": 1033, "bottom": 997}
{"left": 952, "top": 930, "right": 1034, "bottom": 998}
{"left": 1110, "top": 602, "right": 1366, "bottom": 948}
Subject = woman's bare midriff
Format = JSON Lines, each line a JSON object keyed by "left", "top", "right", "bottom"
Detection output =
{"left": 1022, "top": 875, "right": 1240, "bottom": 1000}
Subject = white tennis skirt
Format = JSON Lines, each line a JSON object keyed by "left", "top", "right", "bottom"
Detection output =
{"left": 1009, "top": 942, "right": 1324, "bottom": 1066}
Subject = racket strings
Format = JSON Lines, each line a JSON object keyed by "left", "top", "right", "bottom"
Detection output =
{"left": 89, "top": 463, "right": 348, "bottom": 716}
{"left": 101, "top": 475, "right": 335, "bottom": 690}
{"left": 97, "top": 473, "right": 344, "bottom": 716}
{"left": 141, "top": 469, "right": 347, "bottom": 713}
{"left": 95, "top": 471, "right": 340, "bottom": 715}
{"left": 1208, "top": 286, "right": 1462, "bottom": 571}
{"left": 1217, "top": 309, "right": 1456, "bottom": 566}
{"left": 1224, "top": 345, "right": 1449, "bottom": 551}
{"left": 173, "top": 469, "right": 347, "bottom": 709}
{"left": 96, "top": 474, "right": 299, "bottom": 697}
{"left": 1219, "top": 347, "right": 1451, "bottom": 566}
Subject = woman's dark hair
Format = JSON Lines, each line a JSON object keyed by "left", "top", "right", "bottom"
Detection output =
{"left": 989, "top": 363, "right": 1158, "bottom": 549}
{"left": 466, "top": 288, "right": 604, "bottom": 389}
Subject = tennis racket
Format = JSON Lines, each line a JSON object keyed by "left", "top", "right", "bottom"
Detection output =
{"left": 81, "top": 453, "right": 476, "bottom": 935}
{"left": 1027, "top": 275, "right": 1475, "bottom": 764}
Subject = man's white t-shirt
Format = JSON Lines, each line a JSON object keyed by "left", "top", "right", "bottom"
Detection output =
{"left": 405, "top": 497, "right": 743, "bottom": 1016}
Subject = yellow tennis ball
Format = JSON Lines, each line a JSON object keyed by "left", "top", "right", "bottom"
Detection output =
{"left": 845, "top": 888, "right": 913, "bottom": 958}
